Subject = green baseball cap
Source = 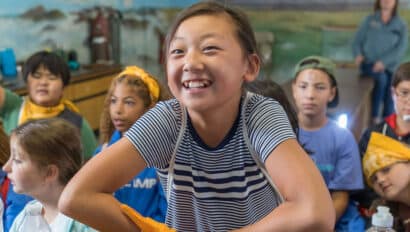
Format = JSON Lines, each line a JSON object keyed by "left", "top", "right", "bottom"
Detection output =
{"left": 293, "top": 55, "right": 339, "bottom": 108}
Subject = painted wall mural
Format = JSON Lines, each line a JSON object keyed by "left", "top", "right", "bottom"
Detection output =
{"left": 0, "top": 0, "right": 409, "bottom": 83}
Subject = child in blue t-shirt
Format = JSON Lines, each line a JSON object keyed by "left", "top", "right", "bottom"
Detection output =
{"left": 292, "top": 56, "right": 365, "bottom": 231}
{"left": 94, "top": 66, "right": 169, "bottom": 222}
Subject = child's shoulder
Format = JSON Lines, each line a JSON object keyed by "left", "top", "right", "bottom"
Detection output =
{"left": 152, "top": 98, "right": 185, "bottom": 119}
{"left": 326, "top": 120, "right": 353, "bottom": 134}
{"left": 23, "top": 200, "right": 42, "bottom": 211}
{"left": 156, "top": 98, "right": 180, "bottom": 109}
{"left": 302, "top": 120, "right": 352, "bottom": 138}
{"left": 325, "top": 120, "right": 357, "bottom": 144}
{"left": 246, "top": 93, "right": 280, "bottom": 109}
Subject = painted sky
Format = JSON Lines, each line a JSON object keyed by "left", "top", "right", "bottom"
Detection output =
{"left": 0, "top": 0, "right": 199, "bottom": 16}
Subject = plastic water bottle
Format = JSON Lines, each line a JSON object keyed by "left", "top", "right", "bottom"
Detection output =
{"left": 366, "top": 206, "right": 396, "bottom": 232}
{"left": 16, "top": 203, "right": 51, "bottom": 232}
{"left": 0, "top": 197, "right": 4, "bottom": 232}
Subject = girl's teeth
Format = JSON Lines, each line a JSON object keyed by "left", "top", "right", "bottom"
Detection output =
{"left": 188, "top": 81, "right": 204, "bottom": 88}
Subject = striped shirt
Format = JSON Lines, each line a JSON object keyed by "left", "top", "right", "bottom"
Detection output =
{"left": 125, "top": 93, "right": 295, "bottom": 231}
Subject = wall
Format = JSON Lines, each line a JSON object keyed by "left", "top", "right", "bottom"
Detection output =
{"left": 0, "top": 0, "right": 409, "bottom": 83}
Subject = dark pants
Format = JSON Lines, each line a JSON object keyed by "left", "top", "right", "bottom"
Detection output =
{"left": 360, "top": 62, "right": 394, "bottom": 118}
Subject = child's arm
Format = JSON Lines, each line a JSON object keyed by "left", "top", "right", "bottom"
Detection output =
{"left": 59, "top": 137, "right": 146, "bottom": 232}
{"left": 331, "top": 191, "right": 349, "bottom": 221}
{"left": 234, "top": 139, "right": 335, "bottom": 232}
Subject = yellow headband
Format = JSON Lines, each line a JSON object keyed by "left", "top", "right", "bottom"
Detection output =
{"left": 362, "top": 132, "right": 410, "bottom": 186}
{"left": 117, "top": 66, "right": 160, "bottom": 103}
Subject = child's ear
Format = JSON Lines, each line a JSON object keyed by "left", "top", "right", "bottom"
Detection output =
{"left": 291, "top": 79, "right": 297, "bottom": 101}
{"left": 45, "top": 164, "right": 59, "bottom": 182}
{"left": 243, "top": 54, "right": 260, "bottom": 82}
{"left": 328, "top": 86, "right": 337, "bottom": 103}
{"left": 391, "top": 86, "right": 396, "bottom": 100}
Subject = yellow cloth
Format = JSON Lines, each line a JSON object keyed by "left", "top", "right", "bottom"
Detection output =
{"left": 18, "top": 97, "right": 80, "bottom": 125}
{"left": 120, "top": 204, "right": 176, "bottom": 232}
{"left": 118, "top": 66, "right": 160, "bottom": 103}
{"left": 362, "top": 132, "right": 410, "bottom": 186}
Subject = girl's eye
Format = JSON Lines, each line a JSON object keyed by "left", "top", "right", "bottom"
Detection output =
{"left": 316, "top": 86, "right": 326, "bottom": 90}
{"left": 203, "top": 46, "right": 219, "bottom": 52}
{"left": 48, "top": 75, "right": 59, "bottom": 80}
{"left": 110, "top": 98, "right": 117, "bottom": 104}
{"left": 380, "top": 166, "right": 390, "bottom": 174}
{"left": 298, "top": 85, "right": 307, "bottom": 89}
{"left": 32, "top": 73, "right": 41, "bottom": 79}
{"left": 12, "top": 158, "right": 21, "bottom": 164}
{"left": 125, "top": 101, "right": 135, "bottom": 106}
{"left": 170, "top": 49, "right": 184, "bottom": 55}
{"left": 370, "top": 175, "right": 377, "bottom": 184}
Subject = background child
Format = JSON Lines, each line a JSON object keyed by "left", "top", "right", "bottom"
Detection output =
{"left": 291, "top": 55, "right": 364, "bottom": 231}
{"left": 353, "top": 61, "right": 410, "bottom": 230}
{"left": 95, "top": 66, "right": 169, "bottom": 222}
{"left": 60, "top": 2, "right": 335, "bottom": 231}
{"left": 0, "top": 50, "right": 97, "bottom": 230}
{"left": 3, "top": 118, "right": 95, "bottom": 231}
{"left": 362, "top": 132, "right": 409, "bottom": 231}
{"left": 0, "top": 50, "right": 97, "bottom": 159}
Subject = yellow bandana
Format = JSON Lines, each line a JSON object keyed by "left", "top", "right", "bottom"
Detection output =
{"left": 118, "top": 66, "right": 160, "bottom": 103}
{"left": 120, "top": 204, "right": 176, "bottom": 232}
{"left": 18, "top": 97, "right": 80, "bottom": 125}
{"left": 362, "top": 132, "right": 410, "bottom": 186}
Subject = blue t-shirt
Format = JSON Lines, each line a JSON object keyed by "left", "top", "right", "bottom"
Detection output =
{"left": 94, "top": 130, "right": 167, "bottom": 222}
{"left": 298, "top": 120, "right": 363, "bottom": 191}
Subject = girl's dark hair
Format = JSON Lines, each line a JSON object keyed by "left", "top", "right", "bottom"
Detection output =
{"left": 22, "top": 51, "right": 71, "bottom": 86}
{"left": 12, "top": 118, "right": 82, "bottom": 185}
{"left": 0, "top": 123, "right": 9, "bottom": 166}
{"left": 164, "top": 1, "right": 259, "bottom": 67}
{"left": 392, "top": 61, "right": 410, "bottom": 88}
{"left": 374, "top": 0, "right": 398, "bottom": 16}
{"left": 245, "top": 79, "right": 299, "bottom": 135}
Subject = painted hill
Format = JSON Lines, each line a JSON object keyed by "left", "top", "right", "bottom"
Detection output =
{"left": 20, "top": 5, "right": 65, "bottom": 21}
{"left": 220, "top": 0, "right": 375, "bottom": 10}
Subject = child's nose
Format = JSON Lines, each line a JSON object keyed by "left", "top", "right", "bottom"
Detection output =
{"left": 113, "top": 103, "right": 123, "bottom": 114}
{"left": 183, "top": 51, "right": 204, "bottom": 72}
{"left": 305, "top": 87, "right": 316, "bottom": 98}
{"left": 375, "top": 172, "right": 386, "bottom": 184}
{"left": 39, "top": 76, "right": 49, "bottom": 84}
{"left": 2, "top": 159, "right": 11, "bottom": 173}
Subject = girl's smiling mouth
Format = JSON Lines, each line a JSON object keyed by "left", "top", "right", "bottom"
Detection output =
{"left": 183, "top": 80, "right": 212, "bottom": 89}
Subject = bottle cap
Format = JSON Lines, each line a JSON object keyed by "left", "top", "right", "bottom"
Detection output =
{"left": 372, "top": 206, "right": 394, "bottom": 228}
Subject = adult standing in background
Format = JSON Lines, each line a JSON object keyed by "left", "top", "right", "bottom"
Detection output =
{"left": 353, "top": 0, "right": 408, "bottom": 124}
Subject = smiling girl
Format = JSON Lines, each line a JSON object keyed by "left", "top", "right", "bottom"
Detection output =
{"left": 59, "top": 2, "right": 335, "bottom": 231}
